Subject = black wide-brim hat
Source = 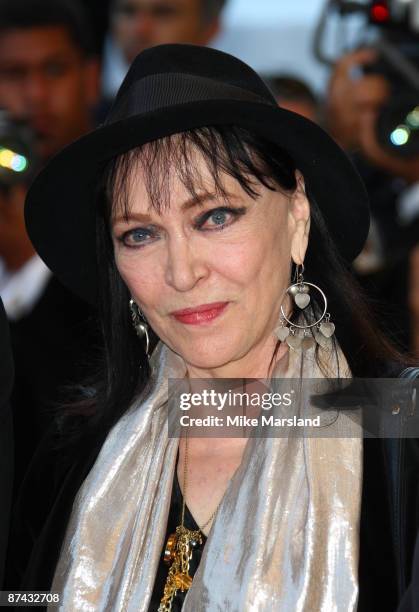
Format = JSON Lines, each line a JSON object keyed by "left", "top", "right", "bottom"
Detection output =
{"left": 25, "top": 44, "right": 370, "bottom": 305}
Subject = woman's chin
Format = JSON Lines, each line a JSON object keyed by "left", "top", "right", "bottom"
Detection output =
{"left": 172, "top": 342, "right": 239, "bottom": 375}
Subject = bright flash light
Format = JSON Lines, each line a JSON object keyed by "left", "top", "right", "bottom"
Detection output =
{"left": 0, "top": 148, "right": 14, "bottom": 168}
{"left": 0, "top": 147, "right": 28, "bottom": 172}
{"left": 390, "top": 125, "right": 410, "bottom": 146}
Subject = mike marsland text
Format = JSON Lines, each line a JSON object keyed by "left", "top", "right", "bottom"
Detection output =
{"left": 179, "top": 415, "right": 321, "bottom": 427}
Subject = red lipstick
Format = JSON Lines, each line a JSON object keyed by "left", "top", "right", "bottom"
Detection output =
{"left": 171, "top": 302, "right": 229, "bottom": 325}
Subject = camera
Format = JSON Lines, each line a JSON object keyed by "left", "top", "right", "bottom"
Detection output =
{"left": 314, "top": 0, "right": 419, "bottom": 157}
{"left": 0, "top": 110, "right": 37, "bottom": 190}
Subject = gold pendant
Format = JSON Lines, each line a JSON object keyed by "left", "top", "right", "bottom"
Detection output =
{"left": 174, "top": 572, "right": 192, "bottom": 591}
{"left": 158, "top": 525, "right": 203, "bottom": 611}
{"left": 163, "top": 532, "right": 178, "bottom": 565}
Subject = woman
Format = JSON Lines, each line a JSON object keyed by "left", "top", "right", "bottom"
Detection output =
{"left": 6, "top": 44, "right": 419, "bottom": 611}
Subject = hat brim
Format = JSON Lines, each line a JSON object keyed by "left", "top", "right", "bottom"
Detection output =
{"left": 25, "top": 100, "right": 370, "bottom": 304}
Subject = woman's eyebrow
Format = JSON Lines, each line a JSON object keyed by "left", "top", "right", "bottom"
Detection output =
{"left": 181, "top": 191, "right": 238, "bottom": 211}
{"left": 112, "top": 192, "right": 238, "bottom": 225}
{"left": 112, "top": 212, "right": 153, "bottom": 225}
{"left": 181, "top": 192, "right": 217, "bottom": 211}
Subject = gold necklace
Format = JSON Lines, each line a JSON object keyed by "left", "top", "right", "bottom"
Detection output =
{"left": 158, "top": 435, "right": 220, "bottom": 612}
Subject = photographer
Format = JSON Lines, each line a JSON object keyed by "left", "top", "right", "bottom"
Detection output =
{"left": 324, "top": 7, "right": 419, "bottom": 356}
{"left": 328, "top": 47, "right": 419, "bottom": 182}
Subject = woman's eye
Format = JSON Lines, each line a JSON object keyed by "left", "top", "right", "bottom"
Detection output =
{"left": 196, "top": 206, "right": 246, "bottom": 231}
{"left": 118, "top": 228, "right": 155, "bottom": 248}
{"left": 208, "top": 210, "right": 229, "bottom": 226}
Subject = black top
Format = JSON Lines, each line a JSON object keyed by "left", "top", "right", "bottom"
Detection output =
{"left": 149, "top": 458, "right": 207, "bottom": 611}
{"left": 0, "top": 298, "right": 14, "bottom": 586}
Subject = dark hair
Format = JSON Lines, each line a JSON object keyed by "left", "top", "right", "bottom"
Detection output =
{"left": 57, "top": 125, "right": 413, "bottom": 447}
{"left": 201, "top": 0, "right": 226, "bottom": 23}
{"left": 267, "top": 75, "right": 317, "bottom": 107}
{"left": 0, "top": 0, "right": 93, "bottom": 57}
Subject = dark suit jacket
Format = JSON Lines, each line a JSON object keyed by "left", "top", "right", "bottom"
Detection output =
{"left": 8, "top": 275, "right": 100, "bottom": 492}
{"left": 0, "top": 298, "right": 14, "bottom": 585}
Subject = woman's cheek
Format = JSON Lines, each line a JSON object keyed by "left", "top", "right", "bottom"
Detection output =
{"left": 114, "top": 256, "right": 134, "bottom": 287}
{"left": 223, "top": 240, "right": 265, "bottom": 280}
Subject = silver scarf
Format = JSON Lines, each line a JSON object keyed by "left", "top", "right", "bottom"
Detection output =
{"left": 50, "top": 341, "right": 362, "bottom": 611}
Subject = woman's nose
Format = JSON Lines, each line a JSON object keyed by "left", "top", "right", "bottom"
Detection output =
{"left": 164, "top": 236, "right": 209, "bottom": 292}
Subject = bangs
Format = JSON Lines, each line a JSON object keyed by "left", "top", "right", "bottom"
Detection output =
{"left": 101, "top": 125, "right": 298, "bottom": 222}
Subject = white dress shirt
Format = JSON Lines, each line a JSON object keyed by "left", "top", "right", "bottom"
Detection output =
{"left": 398, "top": 181, "right": 419, "bottom": 226}
{"left": 0, "top": 255, "right": 51, "bottom": 321}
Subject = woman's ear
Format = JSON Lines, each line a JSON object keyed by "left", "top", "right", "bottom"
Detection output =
{"left": 289, "top": 171, "right": 311, "bottom": 265}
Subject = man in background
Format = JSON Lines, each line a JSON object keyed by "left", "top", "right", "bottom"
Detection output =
{"left": 102, "top": 0, "right": 226, "bottom": 100}
{"left": 0, "top": 0, "right": 101, "bottom": 488}
{"left": 0, "top": 0, "right": 99, "bottom": 162}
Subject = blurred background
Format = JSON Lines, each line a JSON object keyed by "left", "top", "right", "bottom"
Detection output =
{"left": 0, "top": 0, "right": 419, "bottom": 504}
{"left": 212, "top": 0, "right": 329, "bottom": 88}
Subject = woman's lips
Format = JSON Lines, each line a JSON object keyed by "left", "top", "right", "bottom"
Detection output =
{"left": 171, "top": 302, "right": 229, "bottom": 325}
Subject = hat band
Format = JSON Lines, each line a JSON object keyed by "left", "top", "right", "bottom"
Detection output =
{"left": 106, "top": 72, "right": 275, "bottom": 123}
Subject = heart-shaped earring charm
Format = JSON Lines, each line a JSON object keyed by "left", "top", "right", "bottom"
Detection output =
{"left": 294, "top": 292, "right": 310, "bottom": 309}
{"left": 319, "top": 321, "right": 335, "bottom": 338}
{"left": 313, "top": 328, "right": 332, "bottom": 349}
{"left": 289, "top": 283, "right": 309, "bottom": 297}
{"left": 275, "top": 326, "right": 290, "bottom": 341}
{"left": 286, "top": 334, "right": 302, "bottom": 350}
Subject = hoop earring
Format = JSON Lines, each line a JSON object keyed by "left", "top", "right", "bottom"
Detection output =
{"left": 129, "top": 298, "right": 150, "bottom": 355}
{"left": 275, "top": 263, "right": 335, "bottom": 351}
